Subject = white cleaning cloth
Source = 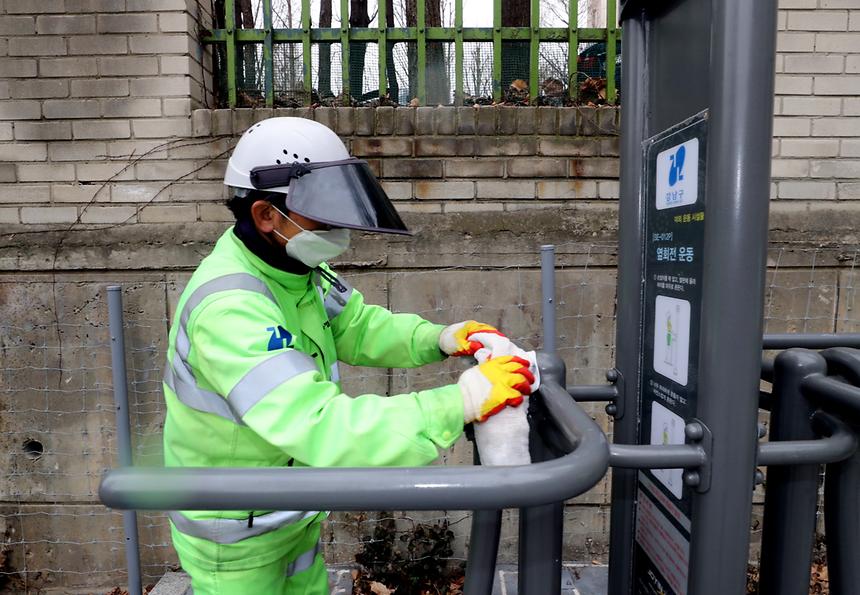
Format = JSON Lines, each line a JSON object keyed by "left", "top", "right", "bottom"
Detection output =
{"left": 470, "top": 333, "right": 540, "bottom": 466}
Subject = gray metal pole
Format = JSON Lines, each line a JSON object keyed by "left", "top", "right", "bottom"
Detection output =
{"left": 107, "top": 286, "right": 142, "bottom": 595}
{"left": 824, "top": 435, "right": 860, "bottom": 595}
{"left": 763, "top": 333, "right": 860, "bottom": 350}
{"left": 758, "top": 350, "right": 825, "bottom": 595}
{"left": 540, "top": 245, "right": 557, "bottom": 354}
{"left": 608, "top": 6, "right": 648, "bottom": 594}
{"left": 463, "top": 509, "right": 501, "bottom": 595}
{"left": 688, "top": 0, "right": 778, "bottom": 592}
{"left": 518, "top": 354, "right": 565, "bottom": 595}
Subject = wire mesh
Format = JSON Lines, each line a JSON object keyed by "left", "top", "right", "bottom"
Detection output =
{"left": 2, "top": 243, "right": 858, "bottom": 588}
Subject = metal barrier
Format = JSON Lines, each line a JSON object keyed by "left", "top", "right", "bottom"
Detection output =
{"left": 101, "top": 283, "right": 610, "bottom": 595}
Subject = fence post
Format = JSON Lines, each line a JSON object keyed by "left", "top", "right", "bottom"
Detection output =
{"left": 824, "top": 435, "right": 860, "bottom": 595}
{"left": 463, "top": 506, "right": 501, "bottom": 595}
{"left": 107, "top": 286, "right": 142, "bottom": 595}
{"left": 541, "top": 245, "right": 557, "bottom": 354}
{"left": 758, "top": 349, "right": 824, "bottom": 595}
{"left": 518, "top": 354, "right": 566, "bottom": 595}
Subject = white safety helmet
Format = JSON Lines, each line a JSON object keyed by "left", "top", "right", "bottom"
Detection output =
{"left": 224, "top": 117, "right": 410, "bottom": 235}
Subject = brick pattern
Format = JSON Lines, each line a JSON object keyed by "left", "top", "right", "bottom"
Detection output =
{"left": 773, "top": 0, "right": 860, "bottom": 200}
{"left": 0, "top": 104, "right": 619, "bottom": 224}
{"left": 0, "top": 2, "right": 214, "bottom": 224}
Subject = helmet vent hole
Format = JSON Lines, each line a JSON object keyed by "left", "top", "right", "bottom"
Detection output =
{"left": 293, "top": 153, "right": 298, "bottom": 159}
{"left": 283, "top": 149, "right": 288, "bottom": 154}
{"left": 276, "top": 159, "right": 281, "bottom": 164}
{"left": 304, "top": 157, "right": 310, "bottom": 163}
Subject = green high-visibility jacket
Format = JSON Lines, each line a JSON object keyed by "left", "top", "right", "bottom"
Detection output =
{"left": 162, "top": 228, "right": 464, "bottom": 567}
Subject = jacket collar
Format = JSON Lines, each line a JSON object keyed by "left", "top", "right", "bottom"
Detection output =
{"left": 226, "top": 222, "right": 313, "bottom": 293}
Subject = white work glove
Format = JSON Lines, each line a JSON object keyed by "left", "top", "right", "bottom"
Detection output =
{"left": 457, "top": 356, "right": 534, "bottom": 423}
{"left": 471, "top": 336, "right": 540, "bottom": 466}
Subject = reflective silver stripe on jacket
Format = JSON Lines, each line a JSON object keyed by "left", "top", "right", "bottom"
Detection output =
{"left": 316, "top": 274, "right": 354, "bottom": 319}
{"left": 168, "top": 510, "right": 318, "bottom": 545}
{"left": 286, "top": 540, "right": 321, "bottom": 577}
{"left": 164, "top": 272, "right": 316, "bottom": 421}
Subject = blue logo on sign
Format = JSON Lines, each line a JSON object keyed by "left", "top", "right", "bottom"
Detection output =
{"left": 266, "top": 326, "right": 292, "bottom": 351}
{"left": 668, "top": 145, "right": 686, "bottom": 187}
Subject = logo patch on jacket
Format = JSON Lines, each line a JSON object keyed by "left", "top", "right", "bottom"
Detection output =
{"left": 266, "top": 326, "right": 293, "bottom": 351}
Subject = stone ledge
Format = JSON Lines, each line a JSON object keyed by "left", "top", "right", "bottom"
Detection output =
{"left": 191, "top": 106, "right": 621, "bottom": 139}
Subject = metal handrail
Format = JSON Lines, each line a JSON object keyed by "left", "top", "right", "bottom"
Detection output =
{"left": 762, "top": 333, "right": 860, "bottom": 350}
{"left": 757, "top": 411, "right": 857, "bottom": 466}
{"left": 99, "top": 376, "right": 609, "bottom": 512}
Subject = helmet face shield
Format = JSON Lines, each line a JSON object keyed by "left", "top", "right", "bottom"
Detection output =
{"left": 249, "top": 158, "right": 411, "bottom": 235}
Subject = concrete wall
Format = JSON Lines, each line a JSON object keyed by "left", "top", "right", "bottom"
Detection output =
{"left": 0, "top": 0, "right": 858, "bottom": 591}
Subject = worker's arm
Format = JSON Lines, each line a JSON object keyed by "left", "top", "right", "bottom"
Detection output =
{"left": 323, "top": 272, "right": 447, "bottom": 369}
{"left": 188, "top": 294, "right": 464, "bottom": 467}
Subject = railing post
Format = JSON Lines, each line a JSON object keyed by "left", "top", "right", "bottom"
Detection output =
{"left": 824, "top": 433, "right": 860, "bottom": 595}
{"left": 541, "top": 245, "right": 557, "bottom": 355}
{"left": 225, "top": 0, "right": 237, "bottom": 107}
{"left": 262, "top": 0, "right": 274, "bottom": 107}
{"left": 340, "top": 0, "right": 350, "bottom": 105}
{"left": 529, "top": 0, "right": 540, "bottom": 102}
{"left": 758, "top": 349, "right": 825, "bottom": 595}
{"left": 107, "top": 286, "right": 142, "bottom": 595}
{"left": 454, "top": 0, "right": 464, "bottom": 106}
{"left": 492, "top": 0, "right": 502, "bottom": 103}
{"left": 605, "top": 0, "right": 617, "bottom": 104}
{"left": 568, "top": 0, "right": 579, "bottom": 101}
{"left": 463, "top": 449, "right": 501, "bottom": 595}
{"left": 518, "top": 354, "right": 566, "bottom": 595}
{"left": 417, "top": 0, "right": 426, "bottom": 105}
{"left": 301, "top": 0, "right": 312, "bottom": 104}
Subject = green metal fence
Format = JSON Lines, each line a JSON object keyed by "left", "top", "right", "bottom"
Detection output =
{"left": 201, "top": 0, "right": 620, "bottom": 108}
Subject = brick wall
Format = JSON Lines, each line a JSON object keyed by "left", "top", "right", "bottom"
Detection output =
{"left": 773, "top": 0, "right": 860, "bottom": 202}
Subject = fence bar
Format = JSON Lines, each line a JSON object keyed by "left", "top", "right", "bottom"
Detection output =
{"left": 417, "top": 0, "right": 426, "bottom": 105}
{"left": 803, "top": 374, "right": 860, "bottom": 417}
{"left": 759, "top": 350, "right": 827, "bottom": 595}
{"left": 541, "top": 245, "right": 556, "bottom": 354}
{"left": 100, "top": 354, "right": 610, "bottom": 511}
{"left": 463, "top": 509, "right": 501, "bottom": 595}
{"left": 528, "top": 0, "right": 540, "bottom": 102}
{"left": 756, "top": 412, "right": 856, "bottom": 466}
{"left": 301, "top": 0, "right": 312, "bottom": 105}
{"left": 607, "top": 7, "right": 647, "bottom": 593}
{"left": 567, "top": 384, "right": 617, "bottom": 402}
{"left": 492, "top": 0, "right": 502, "bottom": 103}
{"left": 824, "top": 429, "right": 860, "bottom": 595}
{"left": 107, "top": 286, "right": 142, "bottom": 595}
{"left": 518, "top": 354, "right": 566, "bottom": 595}
{"left": 454, "top": 0, "right": 463, "bottom": 106}
{"left": 225, "top": 0, "right": 237, "bottom": 107}
{"left": 262, "top": 0, "right": 274, "bottom": 107}
{"left": 568, "top": 0, "right": 578, "bottom": 101}
{"left": 340, "top": 0, "right": 350, "bottom": 105}
{"left": 761, "top": 356, "right": 775, "bottom": 382}
{"left": 605, "top": 0, "right": 617, "bottom": 104}
{"left": 763, "top": 333, "right": 860, "bottom": 350}
{"left": 378, "top": 0, "right": 387, "bottom": 100}
{"left": 609, "top": 444, "right": 707, "bottom": 469}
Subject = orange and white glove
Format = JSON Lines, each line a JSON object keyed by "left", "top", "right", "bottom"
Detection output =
{"left": 457, "top": 355, "right": 535, "bottom": 423}
{"left": 439, "top": 320, "right": 508, "bottom": 357}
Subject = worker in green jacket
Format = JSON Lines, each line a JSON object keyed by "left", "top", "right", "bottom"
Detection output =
{"left": 163, "top": 117, "right": 534, "bottom": 594}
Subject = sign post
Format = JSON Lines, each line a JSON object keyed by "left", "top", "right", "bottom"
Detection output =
{"left": 610, "top": 1, "right": 779, "bottom": 593}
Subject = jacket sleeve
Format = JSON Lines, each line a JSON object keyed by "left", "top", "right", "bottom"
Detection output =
{"left": 329, "top": 284, "right": 448, "bottom": 369}
{"left": 188, "top": 293, "right": 464, "bottom": 467}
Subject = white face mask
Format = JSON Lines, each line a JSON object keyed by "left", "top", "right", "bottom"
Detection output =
{"left": 271, "top": 207, "right": 351, "bottom": 268}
